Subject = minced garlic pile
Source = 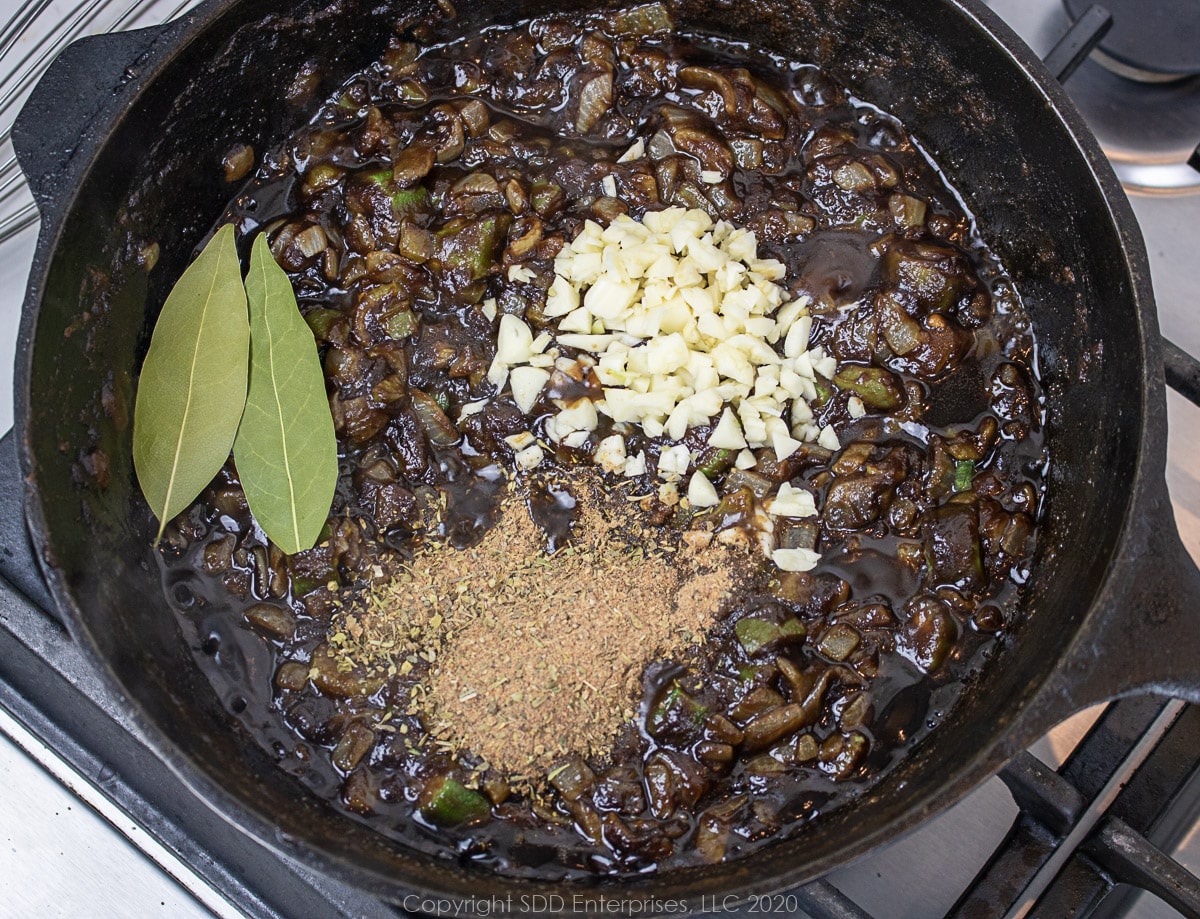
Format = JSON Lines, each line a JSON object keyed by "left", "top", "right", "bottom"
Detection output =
{"left": 484, "top": 207, "right": 848, "bottom": 572}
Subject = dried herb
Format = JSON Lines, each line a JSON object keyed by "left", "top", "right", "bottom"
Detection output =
{"left": 133, "top": 226, "right": 337, "bottom": 552}
{"left": 331, "top": 470, "right": 744, "bottom": 776}
{"left": 233, "top": 235, "right": 338, "bottom": 554}
{"left": 132, "top": 224, "right": 249, "bottom": 543}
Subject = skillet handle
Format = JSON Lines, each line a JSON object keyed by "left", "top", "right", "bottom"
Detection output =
{"left": 11, "top": 23, "right": 175, "bottom": 215}
{"left": 1041, "top": 483, "right": 1200, "bottom": 713}
{"left": 0, "top": 431, "right": 55, "bottom": 615}
{"left": 1028, "top": 340, "right": 1200, "bottom": 722}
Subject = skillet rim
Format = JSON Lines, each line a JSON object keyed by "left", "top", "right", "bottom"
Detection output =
{"left": 11, "top": 0, "right": 1164, "bottom": 905}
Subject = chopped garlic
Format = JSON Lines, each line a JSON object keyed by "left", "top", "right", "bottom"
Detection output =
{"left": 658, "top": 444, "right": 690, "bottom": 478}
{"left": 594, "top": 434, "right": 628, "bottom": 473}
{"left": 556, "top": 332, "right": 621, "bottom": 351}
{"left": 767, "top": 482, "right": 817, "bottom": 518}
{"left": 818, "top": 425, "right": 841, "bottom": 451}
{"left": 558, "top": 307, "right": 593, "bottom": 334}
{"left": 486, "top": 358, "right": 508, "bottom": 391}
{"left": 771, "top": 428, "right": 803, "bottom": 461}
{"left": 601, "top": 174, "right": 618, "bottom": 198}
{"left": 687, "top": 471, "right": 720, "bottom": 507}
{"left": 514, "top": 444, "right": 544, "bottom": 470}
{"left": 623, "top": 451, "right": 648, "bottom": 477}
{"left": 772, "top": 547, "right": 821, "bottom": 572}
{"left": 708, "top": 407, "right": 748, "bottom": 450}
{"left": 791, "top": 398, "right": 814, "bottom": 426}
{"left": 507, "top": 264, "right": 536, "bottom": 283}
{"left": 783, "top": 315, "right": 812, "bottom": 359}
{"left": 504, "top": 431, "right": 537, "bottom": 450}
{"left": 811, "top": 349, "right": 838, "bottom": 379}
{"left": 556, "top": 399, "right": 599, "bottom": 433}
{"left": 617, "top": 138, "right": 645, "bottom": 163}
{"left": 774, "top": 298, "right": 807, "bottom": 330}
{"left": 562, "top": 430, "right": 591, "bottom": 449}
{"left": 487, "top": 208, "right": 852, "bottom": 575}
{"left": 459, "top": 399, "right": 488, "bottom": 419}
{"left": 544, "top": 276, "right": 579, "bottom": 317}
{"left": 847, "top": 396, "right": 866, "bottom": 419}
{"left": 501, "top": 210, "right": 830, "bottom": 456}
{"left": 509, "top": 366, "right": 550, "bottom": 414}
{"left": 496, "top": 314, "right": 535, "bottom": 364}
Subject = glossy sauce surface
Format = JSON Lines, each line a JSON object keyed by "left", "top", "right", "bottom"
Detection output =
{"left": 159, "top": 7, "right": 1046, "bottom": 878}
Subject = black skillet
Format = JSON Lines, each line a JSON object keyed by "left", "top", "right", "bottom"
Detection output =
{"left": 12, "top": 0, "right": 1200, "bottom": 909}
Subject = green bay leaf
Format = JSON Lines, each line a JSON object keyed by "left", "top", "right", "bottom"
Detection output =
{"left": 234, "top": 234, "right": 338, "bottom": 554}
{"left": 133, "top": 224, "right": 250, "bottom": 542}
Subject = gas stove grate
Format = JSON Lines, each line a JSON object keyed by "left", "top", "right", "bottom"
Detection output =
{"left": 950, "top": 699, "right": 1200, "bottom": 918}
{"left": 2, "top": 1, "right": 1200, "bottom": 917}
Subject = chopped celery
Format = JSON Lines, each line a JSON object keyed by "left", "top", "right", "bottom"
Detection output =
{"left": 817, "top": 624, "right": 860, "bottom": 662}
{"left": 363, "top": 170, "right": 431, "bottom": 216}
{"left": 812, "top": 376, "right": 833, "bottom": 406}
{"left": 420, "top": 776, "right": 491, "bottom": 825}
{"left": 953, "top": 459, "right": 975, "bottom": 493}
{"left": 735, "top": 619, "right": 777, "bottom": 654}
{"left": 391, "top": 185, "right": 430, "bottom": 216}
{"left": 647, "top": 684, "right": 708, "bottom": 739}
{"left": 735, "top": 616, "right": 805, "bottom": 655}
{"left": 304, "top": 307, "right": 342, "bottom": 341}
{"left": 435, "top": 215, "right": 506, "bottom": 283}
{"left": 383, "top": 309, "right": 419, "bottom": 340}
{"left": 779, "top": 618, "right": 805, "bottom": 639}
{"left": 696, "top": 447, "right": 735, "bottom": 479}
{"left": 832, "top": 365, "right": 904, "bottom": 411}
{"left": 397, "top": 79, "right": 430, "bottom": 104}
{"left": 289, "top": 576, "right": 324, "bottom": 597}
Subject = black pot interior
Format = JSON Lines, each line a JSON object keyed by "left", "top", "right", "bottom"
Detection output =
{"left": 17, "top": 0, "right": 1151, "bottom": 903}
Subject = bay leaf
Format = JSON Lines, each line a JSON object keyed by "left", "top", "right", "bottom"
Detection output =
{"left": 234, "top": 233, "right": 338, "bottom": 554}
{"left": 133, "top": 223, "right": 249, "bottom": 542}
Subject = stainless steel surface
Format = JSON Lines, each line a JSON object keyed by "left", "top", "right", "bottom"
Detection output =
{"left": 0, "top": 0, "right": 1198, "bottom": 916}
{"left": 0, "top": 706, "right": 233, "bottom": 919}
{"left": 990, "top": 0, "right": 1200, "bottom": 192}
{"left": 0, "top": 5, "right": 212, "bottom": 916}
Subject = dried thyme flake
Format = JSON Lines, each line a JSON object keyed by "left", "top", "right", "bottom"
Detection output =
{"left": 325, "top": 467, "right": 748, "bottom": 780}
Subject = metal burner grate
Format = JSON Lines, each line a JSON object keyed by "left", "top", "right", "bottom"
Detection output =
{"left": 951, "top": 699, "right": 1200, "bottom": 918}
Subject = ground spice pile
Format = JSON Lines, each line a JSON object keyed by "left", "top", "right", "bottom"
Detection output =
{"left": 331, "top": 471, "right": 745, "bottom": 776}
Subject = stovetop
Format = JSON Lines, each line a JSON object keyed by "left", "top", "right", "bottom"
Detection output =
{"left": 2, "top": 1, "right": 1200, "bottom": 917}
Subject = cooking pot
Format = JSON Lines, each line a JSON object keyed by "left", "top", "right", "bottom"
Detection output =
{"left": 13, "top": 0, "right": 1200, "bottom": 909}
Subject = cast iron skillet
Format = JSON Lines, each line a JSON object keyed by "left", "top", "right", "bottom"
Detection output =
{"left": 12, "top": 0, "right": 1200, "bottom": 909}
